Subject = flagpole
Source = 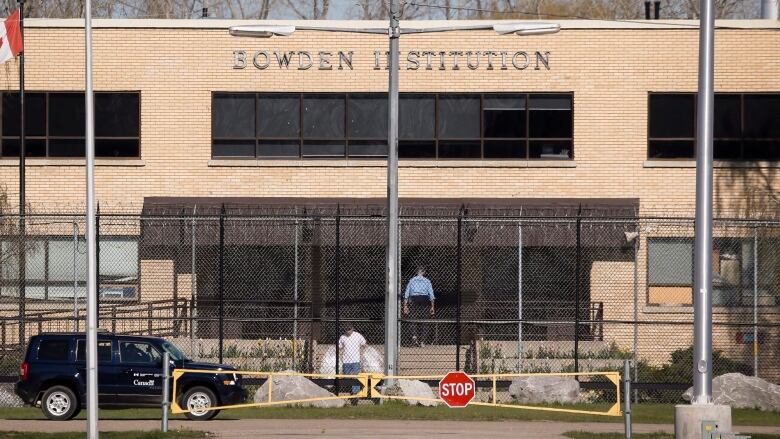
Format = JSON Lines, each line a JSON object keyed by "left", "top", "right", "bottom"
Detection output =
{"left": 17, "top": 0, "right": 26, "bottom": 352}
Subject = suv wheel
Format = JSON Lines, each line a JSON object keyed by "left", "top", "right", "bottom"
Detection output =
{"left": 182, "top": 386, "right": 219, "bottom": 421}
{"left": 41, "top": 386, "right": 80, "bottom": 421}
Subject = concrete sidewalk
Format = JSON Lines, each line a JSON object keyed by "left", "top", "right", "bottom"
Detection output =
{"left": 1, "top": 419, "right": 779, "bottom": 438}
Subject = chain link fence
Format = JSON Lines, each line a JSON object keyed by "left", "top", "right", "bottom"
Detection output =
{"left": 1, "top": 209, "right": 779, "bottom": 406}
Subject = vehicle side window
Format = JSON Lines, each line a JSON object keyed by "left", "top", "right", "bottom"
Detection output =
{"left": 37, "top": 340, "right": 70, "bottom": 362}
{"left": 76, "top": 340, "right": 113, "bottom": 362}
{"left": 119, "top": 341, "right": 161, "bottom": 365}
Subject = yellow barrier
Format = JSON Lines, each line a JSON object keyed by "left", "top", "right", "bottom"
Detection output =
{"left": 170, "top": 368, "right": 622, "bottom": 417}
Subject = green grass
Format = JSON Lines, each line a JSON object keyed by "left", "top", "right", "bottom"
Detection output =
{"left": 0, "top": 404, "right": 778, "bottom": 426}
{"left": 0, "top": 431, "right": 209, "bottom": 439}
{"left": 564, "top": 433, "right": 780, "bottom": 439}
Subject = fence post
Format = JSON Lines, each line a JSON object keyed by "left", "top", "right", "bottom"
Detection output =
{"left": 293, "top": 219, "right": 299, "bottom": 371}
{"left": 517, "top": 219, "right": 523, "bottom": 372}
{"left": 753, "top": 226, "right": 758, "bottom": 377}
{"left": 218, "top": 204, "right": 225, "bottom": 364}
{"left": 18, "top": 213, "right": 26, "bottom": 349}
{"left": 335, "top": 206, "right": 341, "bottom": 395}
{"left": 96, "top": 203, "right": 100, "bottom": 324}
{"left": 456, "top": 207, "right": 463, "bottom": 371}
{"left": 161, "top": 351, "right": 170, "bottom": 432}
{"left": 574, "top": 206, "right": 582, "bottom": 374}
{"left": 623, "top": 359, "right": 632, "bottom": 438}
{"left": 73, "top": 222, "right": 79, "bottom": 331}
{"left": 632, "top": 221, "right": 639, "bottom": 403}
{"left": 190, "top": 205, "right": 198, "bottom": 359}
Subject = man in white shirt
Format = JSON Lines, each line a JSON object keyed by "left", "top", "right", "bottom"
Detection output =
{"left": 338, "top": 325, "right": 367, "bottom": 396}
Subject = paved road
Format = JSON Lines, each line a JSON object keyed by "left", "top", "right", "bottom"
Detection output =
{"left": 2, "top": 419, "right": 779, "bottom": 438}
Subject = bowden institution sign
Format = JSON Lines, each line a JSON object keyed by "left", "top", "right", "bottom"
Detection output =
{"left": 232, "top": 49, "right": 551, "bottom": 71}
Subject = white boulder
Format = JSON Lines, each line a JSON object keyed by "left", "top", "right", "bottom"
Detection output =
{"left": 0, "top": 384, "right": 24, "bottom": 407}
{"left": 384, "top": 379, "right": 438, "bottom": 406}
{"left": 509, "top": 376, "right": 581, "bottom": 404}
{"left": 682, "top": 373, "right": 780, "bottom": 411}
{"left": 254, "top": 373, "right": 345, "bottom": 408}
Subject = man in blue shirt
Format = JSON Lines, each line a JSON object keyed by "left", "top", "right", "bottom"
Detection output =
{"left": 403, "top": 267, "right": 435, "bottom": 347}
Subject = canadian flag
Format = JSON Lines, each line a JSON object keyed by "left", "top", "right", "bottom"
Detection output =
{"left": 0, "top": 9, "right": 23, "bottom": 64}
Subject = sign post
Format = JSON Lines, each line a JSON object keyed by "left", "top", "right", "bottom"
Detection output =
{"left": 439, "top": 371, "right": 475, "bottom": 408}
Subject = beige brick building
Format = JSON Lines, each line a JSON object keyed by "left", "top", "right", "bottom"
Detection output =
{"left": 0, "top": 19, "right": 779, "bottom": 379}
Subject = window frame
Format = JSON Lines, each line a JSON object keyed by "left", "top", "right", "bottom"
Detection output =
{"left": 646, "top": 236, "right": 774, "bottom": 307}
{"left": 647, "top": 92, "right": 780, "bottom": 161}
{"left": 0, "top": 235, "right": 140, "bottom": 303}
{"left": 0, "top": 91, "right": 142, "bottom": 159}
{"left": 211, "top": 91, "right": 575, "bottom": 160}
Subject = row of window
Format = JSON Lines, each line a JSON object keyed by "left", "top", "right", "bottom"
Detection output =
{"left": 0, "top": 91, "right": 778, "bottom": 161}
{"left": 0, "top": 238, "right": 139, "bottom": 301}
{"left": 649, "top": 93, "right": 780, "bottom": 160}
{"left": 212, "top": 92, "right": 574, "bottom": 160}
{"left": 0, "top": 92, "right": 140, "bottom": 158}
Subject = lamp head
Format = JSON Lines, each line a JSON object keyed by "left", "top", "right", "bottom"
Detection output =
{"left": 493, "top": 22, "right": 560, "bottom": 35}
{"left": 229, "top": 25, "right": 296, "bottom": 38}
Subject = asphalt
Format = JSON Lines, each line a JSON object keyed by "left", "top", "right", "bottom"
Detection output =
{"left": 1, "top": 419, "right": 779, "bottom": 438}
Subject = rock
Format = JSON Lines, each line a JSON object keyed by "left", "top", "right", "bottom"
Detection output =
{"left": 254, "top": 372, "right": 345, "bottom": 408}
{"left": 384, "top": 379, "right": 438, "bottom": 406}
{"left": 682, "top": 373, "right": 780, "bottom": 411}
{"left": 509, "top": 376, "right": 580, "bottom": 404}
{"left": 0, "top": 384, "right": 24, "bottom": 407}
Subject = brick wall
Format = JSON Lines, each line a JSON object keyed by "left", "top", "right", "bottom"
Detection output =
{"left": 0, "top": 20, "right": 776, "bottom": 216}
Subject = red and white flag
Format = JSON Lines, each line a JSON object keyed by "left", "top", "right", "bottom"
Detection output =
{"left": 0, "top": 9, "right": 23, "bottom": 64}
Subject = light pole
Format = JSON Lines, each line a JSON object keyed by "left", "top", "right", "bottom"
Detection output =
{"left": 229, "top": 16, "right": 559, "bottom": 378}
{"left": 674, "top": 0, "right": 733, "bottom": 436}
{"left": 84, "top": 1, "right": 99, "bottom": 438}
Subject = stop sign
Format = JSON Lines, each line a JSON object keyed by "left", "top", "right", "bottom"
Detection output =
{"left": 438, "top": 371, "right": 475, "bottom": 408}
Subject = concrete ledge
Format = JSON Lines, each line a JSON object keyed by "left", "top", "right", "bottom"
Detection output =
{"left": 0, "top": 159, "right": 146, "bottom": 167}
{"left": 644, "top": 160, "right": 780, "bottom": 168}
{"left": 208, "top": 159, "right": 576, "bottom": 168}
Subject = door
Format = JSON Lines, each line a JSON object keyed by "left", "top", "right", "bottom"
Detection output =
{"left": 116, "top": 340, "right": 164, "bottom": 406}
{"left": 75, "top": 338, "right": 118, "bottom": 405}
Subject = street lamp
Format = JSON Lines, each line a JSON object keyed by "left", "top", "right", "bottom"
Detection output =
{"left": 230, "top": 12, "right": 558, "bottom": 379}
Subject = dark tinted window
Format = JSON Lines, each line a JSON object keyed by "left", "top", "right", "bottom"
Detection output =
{"left": 257, "top": 94, "right": 299, "bottom": 138}
{"left": 95, "top": 93, "right": 139, "bottom": 137}
{"left": 303, "top": 94, "right": 344, "bottom": 139}
{"left": 212, "top": 139, "right": 255, "bottom": 157}
{"left": 120, "top": 341, "right": 161, "bottom": 364}
{"left": 399, "top": 94, "right": 435, "bottom": 139}
{"left": 649, "top": 93, "right": 780, "bottom": 161}
{"left": 212, "top": 93, "right": 254, "bottom": 138}
{"left": 212, "top": 92, "right": 573, "bottom": 160}
{"left": 483, "top": 95, "right": 525, "bottom": 138}
{"left": 1, "top": 91, "right": 140, "bottom": 158}
{"left": 76, "top": 340, "right": 113, "bottom": 362}
{"left": 744, "top": 95, "right": 780, "bottom": 138}
{"left": 714, "top": 95, "right": 741, "bottom": 138}
{"left": 649, "top": 140, "right": 695, "bottom": 159}
{"left": 37, "top": 339, "right": 69, "bottom": 361}
{"left": 2, "top": 93, "right": 45, "bottom": 136}
{"left": 49, "top": 93, "right": 86, "bottom": 137}
{"left": 438, "top": 95, "right": 480, "bottom": 138}
{"left": 649, "top": 94, "right": 695, "bottom": 138}
{"left": 348, "top": 94, "right": 387, "bottom": 138}
{"left": 529, "top": 94, "right": 572, "bottom": 138}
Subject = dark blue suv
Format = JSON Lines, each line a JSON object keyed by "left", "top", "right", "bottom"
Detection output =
{"left": 14, "top": 333, "right": 245, "bottom": 421}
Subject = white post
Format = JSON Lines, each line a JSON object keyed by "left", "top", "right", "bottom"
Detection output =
{"left": 84, "top": 1, "right": 99, "bottom": 437}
